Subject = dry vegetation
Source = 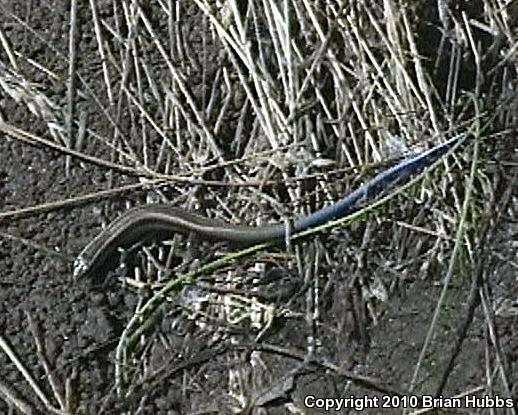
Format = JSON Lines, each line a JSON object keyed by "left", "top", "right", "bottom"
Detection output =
{"left": 0, "top": 0, "right": 516, "bottom": 413}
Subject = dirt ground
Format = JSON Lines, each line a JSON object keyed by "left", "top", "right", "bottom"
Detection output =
{"left": 0, "top": 1, "right": 517, "bottom": 414}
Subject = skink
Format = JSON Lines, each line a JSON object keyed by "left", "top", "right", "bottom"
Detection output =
{"left": 74, "top": 135, "right": 465, "bottom": 280}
